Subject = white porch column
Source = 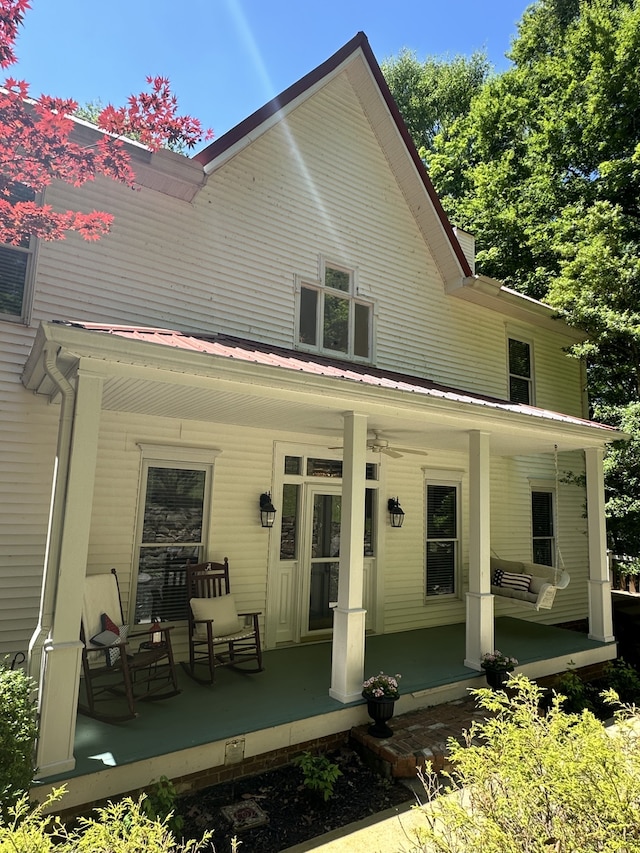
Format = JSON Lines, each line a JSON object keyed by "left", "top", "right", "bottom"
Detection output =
{"left": 465, "top": 429, "right": 494, "bottom": 670}
{"left": 330, "top": 411, "right": 368, "bottom": 703}
{"left": 585, "top": 447, "right": 615, "bottom": 643}
{"left": 34, "top": 370, "right": 103, "bottom": 777}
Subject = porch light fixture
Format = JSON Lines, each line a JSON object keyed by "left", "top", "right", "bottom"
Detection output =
{"left": 388, "top": 497, "right": 405, "bottom": 528}
{"left": 259, "top": 492, "right": 277, "bottom": 528}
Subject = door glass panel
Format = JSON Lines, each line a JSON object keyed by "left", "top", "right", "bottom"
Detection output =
{"left": 312, "top": 494, "right": 341, "bottom": 558}
{"left": 308, "top": 561, "right": 339, "bottom": 631}
{"left": 280, "top": 483, "right": 299, "bottom": 560}
{"left": 299, "top": 287, "right": 318, "bottom": 345}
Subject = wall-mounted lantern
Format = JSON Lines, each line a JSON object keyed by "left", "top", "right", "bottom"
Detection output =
{"left": 259, "top": 492, "right": 277, "bottom": 528}
{"left": 388, "top": 497, "right": 405, "bottom": 528}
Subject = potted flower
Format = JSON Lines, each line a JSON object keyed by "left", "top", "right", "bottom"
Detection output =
{"left": 481, "top": 650, "right": 518, "bottom": 689}
{"left": 362, "top": 672, "right": 401, "bottom": 737}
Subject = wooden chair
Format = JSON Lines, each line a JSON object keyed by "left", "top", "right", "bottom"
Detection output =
{"left": 183, "top": 558, "right": 263, "bottom": 684}
{"left": 79, "top": 568, "right": 180, "bottom": 722}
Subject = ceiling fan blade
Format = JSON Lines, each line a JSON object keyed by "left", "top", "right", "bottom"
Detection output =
{"left": 394, "top": 446, "right": 429, "bottom": 457}
{"left": 381, "top": 447, "right": 403, "bottom": 459}
{"left": 328, "top": 445, "right": 345, "bottom": 450}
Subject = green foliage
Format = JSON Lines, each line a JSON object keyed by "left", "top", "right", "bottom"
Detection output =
{"left": 603, "top": 658, "right": 640, "bottom": 703}
{"left": 140, "top": 776, "right": 183, "bottom": 838}
{"left": 555, "top": 664, "right": 597, "bottom": 714}
{"left": 414, "top": 674, "right": 640, "bottom": 852}
{"left": 385, "top": 0, "right": 640, "bottom": 549}
{"left": 0, "top": 658, "right": 38, "bottom": 820}
{"left": 0, "top": 789, "right": 211, "bottom": 852}
{"left": 292, "top": 751, "right": 342, "bottom": 802}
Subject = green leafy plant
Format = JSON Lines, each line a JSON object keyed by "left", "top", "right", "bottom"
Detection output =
{"left": 140, "top": 776, "right": 183, "bottom": 837}
{"left": 554, "top": 662, "right": 597, "bottom": 714}
{"left": 0, "top": 657, "right": 38, "bottom": 820}
{"left": 602, "top": 658, "right": 640, "bottom": 704}
{"left": 292, "top": 751, "right": 342, "bottom": 802}
{"left": 0, "top": 788, "right": 211, "bottom": 852}
{"left": 414, "top": 674, "right": 640, "bottom": 852}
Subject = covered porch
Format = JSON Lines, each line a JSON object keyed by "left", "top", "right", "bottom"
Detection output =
{"left": 22, "top": 321, "right": 622, "bottom": 784}
{"left": 32, "top": 616, "right": 615, "bottom": 811}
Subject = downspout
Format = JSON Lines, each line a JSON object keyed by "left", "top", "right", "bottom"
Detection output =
{"left": 28, "top": 343, "right": 76, "bottom": 684}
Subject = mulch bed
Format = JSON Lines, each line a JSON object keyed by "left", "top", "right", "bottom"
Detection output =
{"left": 177, "top": 746, "right": 415, "bottom": 853}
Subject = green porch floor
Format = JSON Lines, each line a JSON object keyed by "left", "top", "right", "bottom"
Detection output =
{"left": 45, "top": 617, "right": 610, "bottom": 783}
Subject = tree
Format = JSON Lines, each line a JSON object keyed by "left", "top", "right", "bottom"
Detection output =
{"left": 415, "top": 676, "right": 640, "bottom": 852}
{"left": 384, "top": 0, "right": 640, "bottom": 553}
{"left": 0, "top": 0, "right": 212, "bottom": 246}
{"left": 381, "top": 49, "right": 491, "bottom": 157}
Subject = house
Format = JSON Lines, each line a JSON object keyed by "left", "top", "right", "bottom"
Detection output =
{"left": 0, "top": 32, "right": 622, "bottom": 792}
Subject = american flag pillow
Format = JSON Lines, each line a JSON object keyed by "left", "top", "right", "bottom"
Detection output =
{"left": 493, "top": 569, "right": 532, "bottom": 592}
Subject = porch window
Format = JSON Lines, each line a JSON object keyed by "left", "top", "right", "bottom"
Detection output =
{"left": 134, "top": 460, "right": 212, "bottom": 623}
{"left": 0, "top": 183, "right": 36, "bottom": 322}
{"left": 425, "top": 481, "right": 460, "bottom": 597}
{"left": 508, "top": 337, "right": 533, "bottom": 404}
{"left": 532, "top": 489, "right": 554, "bottom": 566}
{"left": 297, "top": 260, "right": 373, "bottom": 361}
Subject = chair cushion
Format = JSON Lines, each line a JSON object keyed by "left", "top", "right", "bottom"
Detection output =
{"left": 493, "top": 569, "right": 532, "bottom": 592}
{"left": 90, "top": 613, "right": 129, "bottom": 666}
{"left": 190, "top": 595, "right": 242, "bottom": 638}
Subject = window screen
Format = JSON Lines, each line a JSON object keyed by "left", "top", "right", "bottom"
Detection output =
{"left": 426, "top": 483, "right": 458, "bottom": 596}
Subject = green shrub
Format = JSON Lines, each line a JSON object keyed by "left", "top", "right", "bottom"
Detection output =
{"left": 0, "top": 657, "right": 37, "bottom": 819}
{"left": 293, "top": 751, "right": 342, "bottom": 801}
{"left": 414, "top": 675, "right": 640, "bottom": 852}
{"left": 0, "top": 789, "right": 212, "bottom": 852}
{"left": 602, "top": 658, "right": 640, "bottom": 704}
{"left": 140, "top": 776, "right": 184, "bottom": 838}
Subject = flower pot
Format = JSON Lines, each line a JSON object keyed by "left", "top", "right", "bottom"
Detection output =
{"left": 363, "top": 695, "right": 397, "bottom": 737}
{"left": 484, "top": 668, "right": 513, "bottom": 690}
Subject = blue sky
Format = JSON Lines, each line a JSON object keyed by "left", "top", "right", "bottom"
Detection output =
{"left": 13, "top": 1, "right": 532, "bottom": 144}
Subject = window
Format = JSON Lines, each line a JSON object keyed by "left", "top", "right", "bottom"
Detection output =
{"left": 425, "top": 481, "right": 460, "bottom": 597}
{"left": 508, "top": 337, "right": 533, "bottom": 404}
{"left": 134, "top": 457, "right": 213, "bottom": 623}
{"left": 297, "top": 261, "right": 372, "bottom": 360}
{"left": 0, "top": 184, "right": 36, "bottom": 321}
{"left": 532, "top": 489, "right": 554, "bottom": 566}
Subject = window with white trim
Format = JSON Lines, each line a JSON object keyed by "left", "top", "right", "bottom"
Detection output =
{"left": 531, "top": 488, "right": 555, "bottom": 566}
{"left": 425, "top": 479, "right": 460, "bottom": 597}
{"left": 508, "top": 337, "right": 533, "bottom": 404}
{"left": 0, "top": 183, "right": 36, "bottom": 322}
{"left": 133, "top": 452, "right": 214, "bottom": 623}
{"left": 297, "top": 260, "right": 372, "bottom": 360}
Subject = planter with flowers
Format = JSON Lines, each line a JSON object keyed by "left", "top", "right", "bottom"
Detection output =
{"left": 362, "top": 672, "right": 401, "bottom": 737}
{"left": 481, "top": 650, "right": 518, "bottom": 689}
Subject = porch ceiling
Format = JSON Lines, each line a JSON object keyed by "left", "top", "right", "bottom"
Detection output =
{"left": 23, "top": 321, "right": 624, "bottom": 458}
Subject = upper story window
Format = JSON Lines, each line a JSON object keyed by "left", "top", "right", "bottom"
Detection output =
{"left": 297, "top": 260, "right": 372, "bottom": 361}
{"left": 508, "top": 337, "right": 534, "bottom": 404}
{"left": 0, "top": 183, "right": 37, "bottom": 322}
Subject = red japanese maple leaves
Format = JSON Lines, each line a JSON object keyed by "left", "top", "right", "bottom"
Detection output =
{"left": 0, "top": 0, "right": 212, "bottom": 244}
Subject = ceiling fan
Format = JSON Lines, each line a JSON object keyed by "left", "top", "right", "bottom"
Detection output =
{"left": 330, "top": 430, "right": 429, "bottom": 459}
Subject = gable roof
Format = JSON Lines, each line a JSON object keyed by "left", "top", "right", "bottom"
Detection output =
{"left": 194, "top": 32, "right": 473, "bottom": 288}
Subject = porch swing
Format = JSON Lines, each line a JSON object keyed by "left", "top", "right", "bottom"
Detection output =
{"left": 490, "top": 446, "right": 571, "bottom": 611}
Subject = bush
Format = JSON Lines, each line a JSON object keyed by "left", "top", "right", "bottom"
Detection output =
{"left": 293, "top": 751, "right": 342, "bottom": 801}
{"left": 414, "top": 675, "right": 640, "bottom": 852}
{"left": 0, "top": 790, "right": 212, "bottom": 852}
{"left": 0, "top": 657, "right": 37, "bottom": 819}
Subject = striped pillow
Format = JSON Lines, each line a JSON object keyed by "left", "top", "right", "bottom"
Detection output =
{"left": 494, "top": 569, "right": 532, "bottom": 592}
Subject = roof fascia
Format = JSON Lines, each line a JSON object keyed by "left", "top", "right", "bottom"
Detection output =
{"left": 23, "top": 322, "right": 620, "bottom": 447}
{"left": 451, "top": 275, "right": 586, "bottom": 342}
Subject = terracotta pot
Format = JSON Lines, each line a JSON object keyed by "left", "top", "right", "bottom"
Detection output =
{"left": 363, "top": 695, "right": 397, "bottom": 738}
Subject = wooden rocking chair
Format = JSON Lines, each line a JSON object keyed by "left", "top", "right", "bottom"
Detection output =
{"left": 183, "top": 558, "right": 263, "bottom": 685}
{"left": 79, "top": 568, "right": 180, "bottom": 722}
